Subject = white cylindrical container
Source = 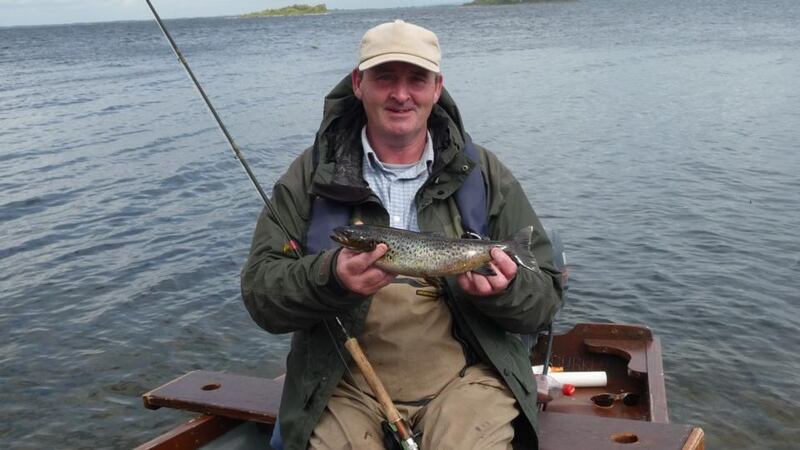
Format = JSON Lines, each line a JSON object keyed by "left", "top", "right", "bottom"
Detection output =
{"left": 532, "top": 366, "right": 607, "bottom": 388}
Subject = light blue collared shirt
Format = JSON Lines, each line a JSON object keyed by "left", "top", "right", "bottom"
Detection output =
{"left": 361, "top": 126, "right": 434, "bottom": 232}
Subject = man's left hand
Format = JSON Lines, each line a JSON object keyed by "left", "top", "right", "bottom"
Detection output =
{"left": 457, "top": 248, "right": 518, "bottom": 297}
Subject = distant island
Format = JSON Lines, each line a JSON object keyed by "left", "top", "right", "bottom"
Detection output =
{"left": 242, "top": 3, "right": 327, "bottom": 18}
{"left": 465, "top": 0, "right": 572, "bottom": 4}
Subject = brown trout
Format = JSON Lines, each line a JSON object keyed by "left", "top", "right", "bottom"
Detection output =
{"left": 330, "top": 224, "right": 540, "bottom": 277}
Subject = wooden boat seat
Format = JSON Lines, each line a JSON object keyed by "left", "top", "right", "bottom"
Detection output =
{"left": 143, "top": 371, "right": 282, "bottom": 424}
{"left": 539, "top": 412, "right": 703, "bottom": 450}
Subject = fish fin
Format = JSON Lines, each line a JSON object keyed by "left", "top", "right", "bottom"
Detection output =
{"left": 472, "top": 264, "right": 497, "bottom": 276}
{"left": 508, "top": 226, "right": 541, "bottom": 273}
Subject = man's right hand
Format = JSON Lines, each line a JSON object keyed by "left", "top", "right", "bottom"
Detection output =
{"left": 335, "top": 244, "right": 396, "bottom": 296}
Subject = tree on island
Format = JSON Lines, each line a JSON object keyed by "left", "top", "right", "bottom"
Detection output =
{"left": 242, "top": 3, "right": 327, "bottom": 17}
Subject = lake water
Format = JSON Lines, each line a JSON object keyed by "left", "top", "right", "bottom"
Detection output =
{"left": 1, "top": 0, "right": 798, "bottom": 448}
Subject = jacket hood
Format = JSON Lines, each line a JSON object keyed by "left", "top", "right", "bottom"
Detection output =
{"left": 310, "top": 74, "right": 471, "bottom": 203}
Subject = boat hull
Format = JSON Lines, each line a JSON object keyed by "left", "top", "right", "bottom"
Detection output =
{"left": 138, "top": 323, "right": 704, "bottom": 450}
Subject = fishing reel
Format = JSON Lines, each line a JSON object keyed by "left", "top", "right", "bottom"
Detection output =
{"left": 382, "top": 419, "right": 421, "bottom": 450}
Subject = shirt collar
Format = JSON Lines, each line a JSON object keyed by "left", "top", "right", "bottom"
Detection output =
{"left": 361, "top": 126, "right": 434, "bottom": 177}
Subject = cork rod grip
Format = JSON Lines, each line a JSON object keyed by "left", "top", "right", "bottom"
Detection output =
{"left": 343, "top": 337, "right": 403, "bottom": 424}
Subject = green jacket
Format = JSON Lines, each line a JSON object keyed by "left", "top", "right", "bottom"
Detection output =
{"left": 241, "top": 75, "right": 563, "bottom": 449}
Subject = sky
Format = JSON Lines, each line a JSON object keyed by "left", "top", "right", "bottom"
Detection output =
{"left": 0, "top": 0, "right": 463, "bottom": 27}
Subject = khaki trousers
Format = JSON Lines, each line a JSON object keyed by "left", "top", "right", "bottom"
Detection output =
{"left": 309, "top": 365, "right": 518, "bottom": 450}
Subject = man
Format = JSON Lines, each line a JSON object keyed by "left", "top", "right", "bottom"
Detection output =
{"left": 242, "top": 20, "right": 563, "bottom": 449}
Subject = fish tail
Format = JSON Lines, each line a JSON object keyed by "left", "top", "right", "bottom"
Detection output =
{"left": 508, "top": 226, "right": 540, "bottom": 273}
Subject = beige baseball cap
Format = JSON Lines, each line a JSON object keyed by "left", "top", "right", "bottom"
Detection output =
{"left": 358, "top": 20, "right": 441, "bottom": 73}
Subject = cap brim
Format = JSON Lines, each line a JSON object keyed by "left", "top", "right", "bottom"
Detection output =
{"left": 358, "top": 53, "right": 439, "bottom": 73}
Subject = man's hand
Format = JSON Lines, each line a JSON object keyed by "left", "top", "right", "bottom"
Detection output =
{"left": 335, "top": 244, "right": 396, "bottom": 296}
{"left": 457, "top": 248, "right": 518, "bottom": 297}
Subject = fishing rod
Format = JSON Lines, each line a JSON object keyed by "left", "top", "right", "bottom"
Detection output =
{"left": 143, "top": 2, "right": 418, "bottom": 448}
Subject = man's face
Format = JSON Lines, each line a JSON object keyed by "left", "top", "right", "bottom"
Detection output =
{"left": 352, "top": 61, "right": 443, "bottom": 148}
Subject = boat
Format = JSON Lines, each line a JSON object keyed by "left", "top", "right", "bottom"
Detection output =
{"left": 136, "top": 322, "right": 705, "bottom": 449}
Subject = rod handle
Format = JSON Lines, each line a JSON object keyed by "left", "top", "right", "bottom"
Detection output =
{"left": 343, "top": 338, "right": 407, "bottom": 432}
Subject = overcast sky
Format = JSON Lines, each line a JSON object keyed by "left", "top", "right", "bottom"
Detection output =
{"left": 1, "top": 0, "right": 462, "bottom": 27}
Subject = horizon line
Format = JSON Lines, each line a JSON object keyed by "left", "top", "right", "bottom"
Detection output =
{"left": 0, "top": 3, "right": 466, "bottom": 29}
